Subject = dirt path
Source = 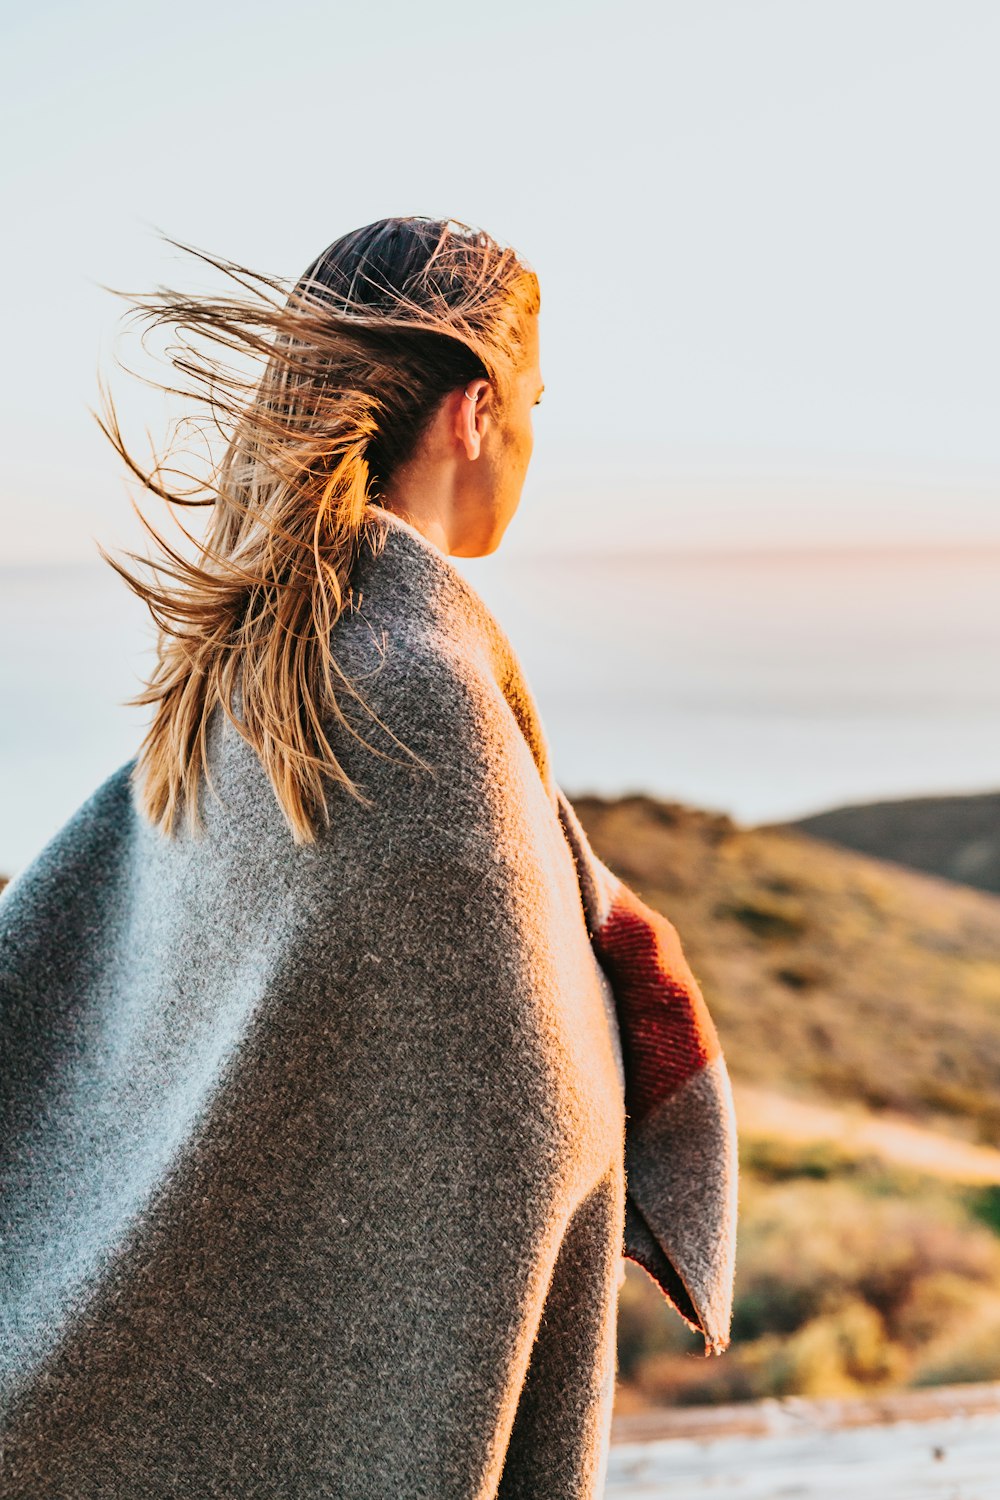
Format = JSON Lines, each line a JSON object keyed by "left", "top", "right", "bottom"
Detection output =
{"left": 607, "top": 1382, "right": 1000, "bottom": 1498}
{"left": 733, "top": 1082, "right": 1000, "bottom": 1183}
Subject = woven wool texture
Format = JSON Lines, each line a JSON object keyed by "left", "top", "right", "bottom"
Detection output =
{"left": 0, "top": 505, "right": 738, "bottom": 1499}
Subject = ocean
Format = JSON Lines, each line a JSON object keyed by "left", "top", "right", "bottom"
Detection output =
{"left": 2, "top": 546, "right": 998, "bottom": 881}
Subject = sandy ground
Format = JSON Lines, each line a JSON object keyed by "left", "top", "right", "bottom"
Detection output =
{"left": 606, "top": 1382, "right": 1000, "bottom": 1498}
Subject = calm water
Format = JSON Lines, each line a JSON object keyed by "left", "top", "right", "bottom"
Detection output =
{"left": 2, "top": 548, "right": 998, "bottom": 879}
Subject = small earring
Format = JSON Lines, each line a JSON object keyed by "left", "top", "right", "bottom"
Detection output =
{"left": 464, "top": 387, "right": 477, "bottom": 401}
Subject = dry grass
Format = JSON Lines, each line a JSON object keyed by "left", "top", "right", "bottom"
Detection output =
{"left": 615, "top": 1138, "right": 1000, "bottom": 1410}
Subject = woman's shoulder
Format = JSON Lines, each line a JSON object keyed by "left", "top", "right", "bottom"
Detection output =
{"left": 328, "top": 511, "right": 556, "bottom": 813}
{"left": 345, "top": 508, "right": 518, "bottom": 678}
{"left": 332, "top": 524, "right": 512, "bottom": 743}
{"left": 330, "top": 620, "right": 509, "bottom": 822}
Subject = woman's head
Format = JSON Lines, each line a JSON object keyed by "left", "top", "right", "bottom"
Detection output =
{"left": 296, "top": 218, "right": 542, "bottom": 554}
{"left": 96, "top": 215, "right": 541, "bottom": 843}
{"left": 286, "top": 217, "right": 542, "bottom": 553}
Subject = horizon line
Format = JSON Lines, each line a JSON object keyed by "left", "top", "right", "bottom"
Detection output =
{"left": 4, "top": 539, "right": 1000, "bottom": 570}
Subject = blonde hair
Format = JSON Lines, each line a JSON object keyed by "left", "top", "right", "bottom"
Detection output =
{"left": 95, "top": 216, "right": 541, "bottom": 845}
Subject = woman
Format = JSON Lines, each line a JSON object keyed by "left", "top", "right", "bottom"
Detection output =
{"left": 0, "top": 216, "right": 737, "bottom": 1498}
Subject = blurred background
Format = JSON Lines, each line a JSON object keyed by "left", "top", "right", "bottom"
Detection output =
{"left": 3, "top": 0, "right": 1000, "bottom": 1461}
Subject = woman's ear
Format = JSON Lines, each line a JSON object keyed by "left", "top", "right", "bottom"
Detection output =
{"left": 455, "top": 380, "right": 490, "bottom": 461}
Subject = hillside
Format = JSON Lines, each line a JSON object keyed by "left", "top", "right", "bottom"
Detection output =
{"left": 563, "top": 793, "right": 1000, "bottom": 1410}
{"left": 568, "top": 793, "right": 1000, "bottom": 1146}
{"left": 778, "top": 790, "right": 1000, "bottom": 896}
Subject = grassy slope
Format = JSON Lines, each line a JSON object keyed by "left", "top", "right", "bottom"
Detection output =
{"left": 567, "top": 792, "right": 1000, "bottom": 1407}
{"left": 568, "top": 793, "right": 1000, "bottom": 1145}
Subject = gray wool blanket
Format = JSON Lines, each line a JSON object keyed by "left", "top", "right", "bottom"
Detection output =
{"left": 0, "top": 506, "right": 738, "bottom": 1499}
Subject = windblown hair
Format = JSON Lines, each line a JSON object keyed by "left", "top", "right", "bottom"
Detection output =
{"left": 95, "top": 216, "right": 541, "bottom": 844}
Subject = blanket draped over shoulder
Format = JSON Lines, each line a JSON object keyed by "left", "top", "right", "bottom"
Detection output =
{"left": 0, "top": 506, "right": 737, "bottom": 1500}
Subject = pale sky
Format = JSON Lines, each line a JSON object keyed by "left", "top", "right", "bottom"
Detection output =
{"left": 3, "top": 0, "right": 999, "bottom": 562}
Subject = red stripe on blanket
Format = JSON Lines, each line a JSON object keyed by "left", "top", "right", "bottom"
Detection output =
{"left": 593, "top": 883, "right": 721, "bottom": 1122}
